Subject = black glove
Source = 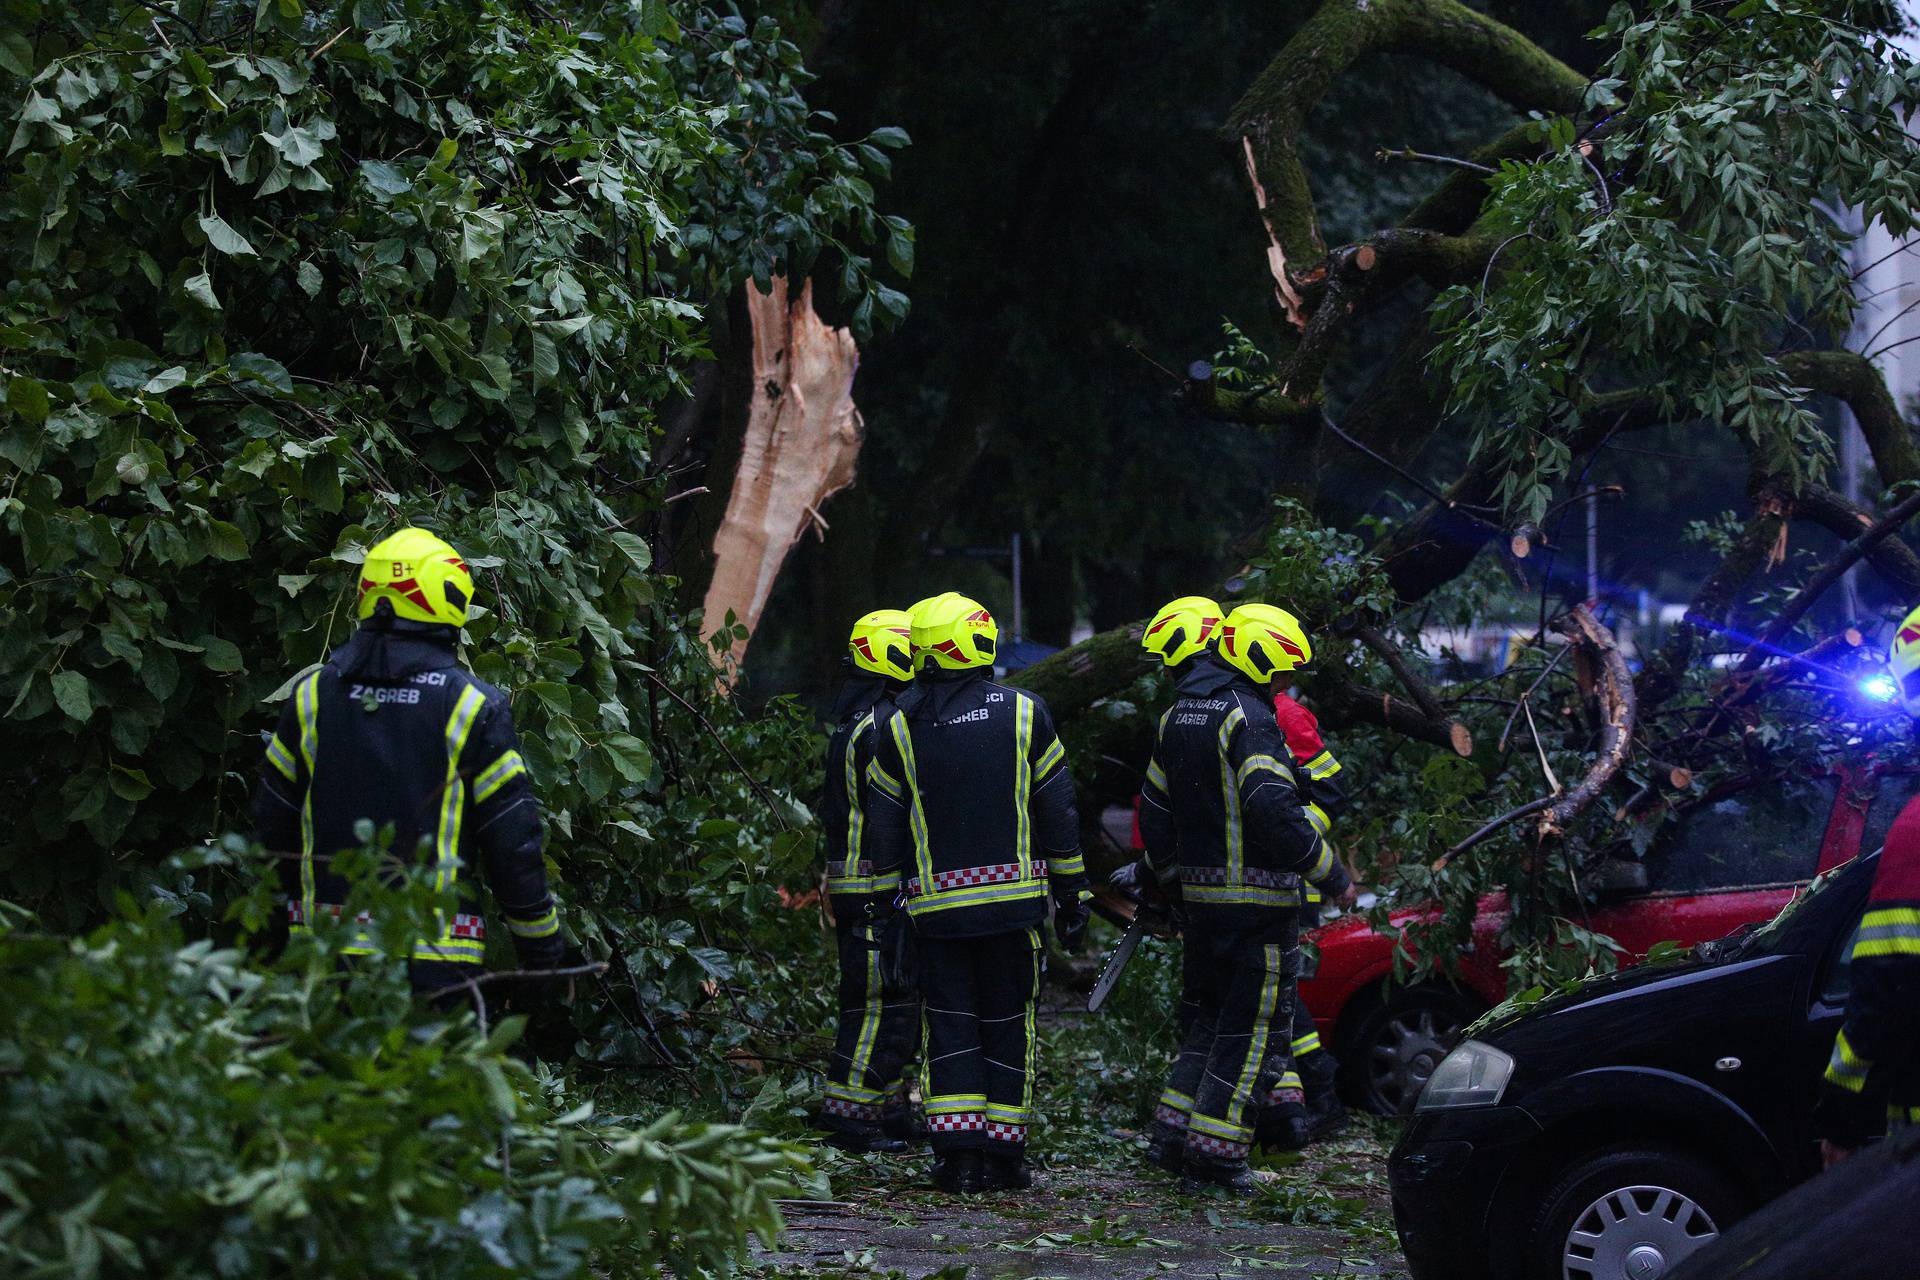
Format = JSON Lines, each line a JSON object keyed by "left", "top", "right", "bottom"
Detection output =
{"left": 877, "top": 907, "right": 919, "bottom": 993}
{"left": 1055, "top": 899, "right": 1090, "bottom": 953}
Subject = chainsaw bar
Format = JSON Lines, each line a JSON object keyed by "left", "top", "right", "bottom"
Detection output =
{"left": 1086, "top": 913, "right": 1148, "bottom": 1013}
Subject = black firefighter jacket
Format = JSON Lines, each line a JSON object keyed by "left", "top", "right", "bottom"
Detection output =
{"left": 866, "top": 668, "right": 1090, "bottom": 939}
{"left": 1138, "top": 655, "right": 1348, "bottom": 928}
{"left": 250, "top": 617, "right": 562, "bottom": 967}
{"left": 820, "top": 671, "right": 904, "bottom": 924}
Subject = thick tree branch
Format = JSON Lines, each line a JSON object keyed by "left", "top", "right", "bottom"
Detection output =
{"left": 1795, "top": 486, "right": 1920, "bottom": 597}
{"left": 1733, "top": 487, "right": 1920, "bottom": 673}
{"left": 1354, "top": 625, "right": 1450, "bottom": 723}
{"left": 1779, "top": 349, "right": 1920, "bottom": 489}
{"left": 1229, "top": 0, "right": 1585, "bottom": 331}
{"left": 1004, "top": 621, "right": 1150, "bottom": 720}
{"left": 1312, "top": 671, "right": 1474, "bottom": 757}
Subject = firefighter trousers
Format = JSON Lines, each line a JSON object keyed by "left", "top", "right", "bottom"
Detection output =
{"left": 823, "top": 923, "right": 920, "bottom": 1126}
{"left": 1153, "top": 912, "right": 1298, "bottom": 1160}
{"left": 918, "top": 927, "right": 1043, "bottom": 1153}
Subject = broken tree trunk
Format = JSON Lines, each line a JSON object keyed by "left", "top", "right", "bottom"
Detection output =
{"left": 699, "top": 277, "right": 864, "bottom": 673}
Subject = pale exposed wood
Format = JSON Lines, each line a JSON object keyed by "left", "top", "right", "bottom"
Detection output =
{"left": 1240, "top": 135, "right": 1308, "bottom": 330}
{"left": 700, "top": 277, "right": 863, "bottom": 673}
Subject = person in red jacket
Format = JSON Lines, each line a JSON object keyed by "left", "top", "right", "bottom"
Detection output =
{"left": 1261, "top": 680, "right": 1352, "bottom": 1147}
{"left": 1814, "top": 609, "right": 1920, "bottom": 1164}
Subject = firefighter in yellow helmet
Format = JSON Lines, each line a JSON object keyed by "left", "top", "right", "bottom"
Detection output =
{"left": 1813, "top": 605, "right": 1920, "bottom": 1164}
{"left": 867, "top": 593, "right": 1091, "bottom": 1194}
{"left": 1134, "top": 598, "right": 1350, "bottom": 1190}
{"left": 815, "top": 609, "right": 922, "bottom": 1153}
{"left": 250, "top": 528, "right": 564, "bottom": 1001}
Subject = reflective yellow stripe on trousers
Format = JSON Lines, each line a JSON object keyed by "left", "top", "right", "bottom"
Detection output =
{"left": 295, "top": 672, "right": 322, "bottom": 928}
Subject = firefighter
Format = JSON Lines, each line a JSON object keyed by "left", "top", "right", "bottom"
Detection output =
{"left": 1137, "top": 601, "right": 1356, "bottom": 1190}
{"left": 251, "top": 527, "right": 564, "bottom": 1001}
{"left": 867, "top": 592, "right": 1092, "bottom": 1195}
{"left": 816, "top": 608, "right": 922, "bottom": 1153}
{"left": 1812, "top": 604, "right": 1920, "bottom": 1165}
{"left": 1110, "top": 596, "right": 1224, "bottom": 1149}
{"left": 1262, "top": 678, "right": 1352, "bottom": 1149}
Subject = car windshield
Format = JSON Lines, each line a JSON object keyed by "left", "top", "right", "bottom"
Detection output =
{"left": 1710, "top": 856, "right": 1858, "bottom": 960}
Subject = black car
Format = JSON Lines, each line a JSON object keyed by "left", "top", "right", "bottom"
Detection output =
{"left": 1666, "top": 1121, "right": 1920, "bottom": 1280}
{"left": 1388, "top": 848, "right": 1882, "bottom": 1280}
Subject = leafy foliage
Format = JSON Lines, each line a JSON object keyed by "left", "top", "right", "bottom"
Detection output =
{"left": 0, "top": 847, "right": 808, "bottom": 1279}
{"left": 1431, "top": 0, "right": 1920, "bottom": 524}
{"left": 0, "top": 0, "right": 901, "bottom": 942}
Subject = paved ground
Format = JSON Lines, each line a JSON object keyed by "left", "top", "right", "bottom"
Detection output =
{"left": 756, "top": 1123, "right": 1410, "bottom": 1279}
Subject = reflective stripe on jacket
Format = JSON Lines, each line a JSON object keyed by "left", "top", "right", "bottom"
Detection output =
{"left": 867, "top": 669, "right": 1089, "bottom": 939}
{"left": 1138, "top": 655, "right": 1345, "bottom": 925}
{"left": 821, "top": 674, "right": 905, "bottom": 920}
{"left": 250, "top": 619, "right": 560, "bottom": 966}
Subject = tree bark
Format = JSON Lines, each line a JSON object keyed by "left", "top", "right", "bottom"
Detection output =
{"left": 1005, "top": 620, "right": 1151, "bottom": 720}
{"left": 1795, "top": 486, "right": 1920, "bottom": 598}
{"left": 1229, "top": 0, "right": 1584, "bottom": 345}
{"left": 1779, "top": 350, "right": 1920, "bottom": 489}
{"left": 1538, "top": 607, "right": 1634, "bottom": 838}
{"left": 700, "top": 277, "right": 864, "bottom": 671}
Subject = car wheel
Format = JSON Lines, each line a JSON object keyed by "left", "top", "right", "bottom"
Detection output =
{"left": 1527, "top": 1144, "right": 1744, "bottom": 1280}
{"left": 1339, "top": 983, "right": 1478, "bottom": 1115}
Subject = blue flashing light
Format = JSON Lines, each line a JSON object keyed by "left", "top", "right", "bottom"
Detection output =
{"left": 1860, "top": 672, "right": 1899, "bottom": 703}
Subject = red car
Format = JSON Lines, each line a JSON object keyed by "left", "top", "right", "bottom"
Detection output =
{"left": 1304, "top": 760, "right": 1919, "bottom": 1114}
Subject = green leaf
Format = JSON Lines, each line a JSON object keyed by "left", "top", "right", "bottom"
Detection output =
{"left": 264, "top": 123, "right": 327, "bottom": 168}
{"left": 183, "top": 272, "right": 221, "bottom": 311}
{"left": 196, "top": 636, "right": 245, "bottom": 674}
{"left": 109, "top": 767, "right": 153, "bottom": 802}
{"left": 609, "top": 531, "right": 652, "bottom": 572}
{"left": 867, "top": 125, "right": 911, "bottom": 149}
{"left": 6, "top": 376, "right": 49, "bottom": 425}
{"left": 230, "top": 353, "right": 293, "bottom": 395}
{"left": 206, "top": 520, "right": 250, "bottom": 561}
{"left": 530, "top": 330, "right": 559, "bottom": 383}
{"left": 0, "top": 32, "right": 34, "bottom": 79}
{"left": 296, "top": 261, "right": 323, "bottom": 298}
{"left": 886, "top": 225, "right": 914, "bottom": 279}
{"left": 277, "top": 573, "right": 317, "bottom": 597}
{"left": 604, "top": 732, "right": 653, "bottom": 783}
{"left": 51, "top": 671, "right": 92, "bottom": 722}
{"left": 359, "top": 159, "right": 412, "bottom": 195}
{"left": 142, "top": 367, "right": 188, "bottom": 395}
{"left": 199, "top": 213, "right": 258, "bottom": 258}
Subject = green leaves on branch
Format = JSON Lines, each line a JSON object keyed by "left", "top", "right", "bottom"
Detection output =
{"left": 0, "top": 0, "right": 893, "bottom": 955}
{"left": 0, "top": 871, "right": 807, "bottom": 1280}
{"left": 1428, "top": 0, "right": 1920, "bottom": 525}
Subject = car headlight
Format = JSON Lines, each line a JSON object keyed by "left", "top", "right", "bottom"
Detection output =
{"left": 1415, "top": 1040, "right": 1515, "bottom": 1112}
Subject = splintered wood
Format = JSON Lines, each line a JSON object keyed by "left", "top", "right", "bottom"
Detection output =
{"left": 700, "top": 276, "right": 864, "bottom": 674}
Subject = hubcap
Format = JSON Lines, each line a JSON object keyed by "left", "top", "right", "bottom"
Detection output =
{"left": 1366, "top": 1006, "right": 1462, "bottom": 1113}
{"left": 1562, "top": 1184, "right": 1719, "bottom": 1280}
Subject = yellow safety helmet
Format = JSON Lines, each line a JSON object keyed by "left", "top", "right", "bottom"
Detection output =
{"left": 1889, "top": 604, "right": 1920, "bottom": 716}
{"left": 906, "top": 593, "right": 960, "bottom": 669}
{"left": 1219, "top": 602, "right": 1314, "bottom": 684}
{"left": 911, "top": 593, "right": 998, "bottom": 671}
{"left": 358, "top": 527, "right": 474, "bottom": 628}
{"left": 849, "top": 608, "right": 915, "bottom": 681}
{"left": 1142, "top": 595, "right": 1225, "bottom": 668}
